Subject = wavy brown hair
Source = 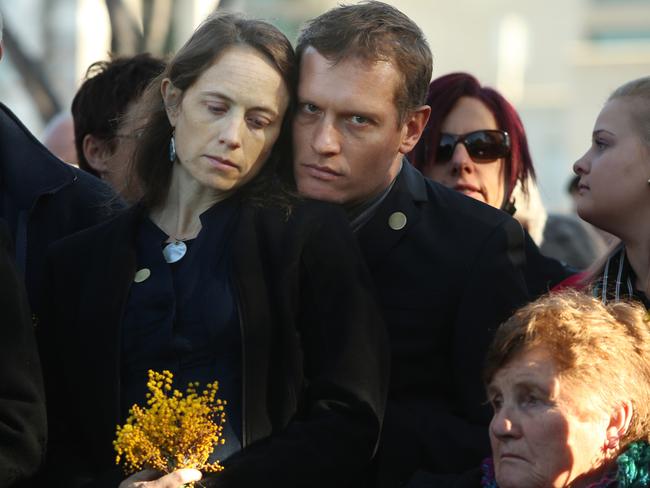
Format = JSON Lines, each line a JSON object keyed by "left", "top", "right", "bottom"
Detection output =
{"left": 131, "top": 12, "right": 297, "bottom": 210}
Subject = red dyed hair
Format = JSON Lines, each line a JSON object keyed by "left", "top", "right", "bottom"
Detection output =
{"left": 410, "top": 72, "right": 535, "bottom": 205}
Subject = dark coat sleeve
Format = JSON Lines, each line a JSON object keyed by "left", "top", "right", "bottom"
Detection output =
{"left": 208, "top": 205, "right": 390, "bottom": 487}
{"left": 427, "top": 215, "right": 528, "bottom": 467}
{"left": 0, "top": 223, "right": 46, "bottom": 486}
{"left": 374, "top": 215, "right": 528, "bottom": 485}
{"left": 522, "top": 230, "right": 572, "bottom": 299}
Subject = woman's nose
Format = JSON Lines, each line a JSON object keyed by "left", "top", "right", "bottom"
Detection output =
{"left": 450, "top": 143, "right": 474, "bottom": 175}
{"left": 573, "top": 151, "right": 590, "bottom": 176}
{"left": 490, "top": 407, "right": 520, "bottom": 439}
{"left": 219, "top": 115, "right": 244, "bottom": 149}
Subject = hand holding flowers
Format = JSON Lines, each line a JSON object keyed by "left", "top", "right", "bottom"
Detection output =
{"left": 114, "top": 370, "right": 227, "bottom": 487}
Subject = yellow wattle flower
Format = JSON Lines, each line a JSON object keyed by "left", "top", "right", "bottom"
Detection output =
{"left": 114, "top": 369, "right": 226, "bottom": 486}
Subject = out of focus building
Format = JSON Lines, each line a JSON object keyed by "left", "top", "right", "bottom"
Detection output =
{"left": 1, "top": 0, "right": 649, "bottom": 213}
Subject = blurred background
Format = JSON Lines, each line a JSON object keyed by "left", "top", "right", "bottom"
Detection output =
{"left": 1, "top": 0, "right": 649, "bottom": 213}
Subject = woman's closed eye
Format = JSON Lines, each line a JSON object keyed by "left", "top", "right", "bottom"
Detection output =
{"left": 207, "top": 103, "right": 228, "bottom": 115}
{"left": 247, "top": 115, "right": 272, "bottom": 130}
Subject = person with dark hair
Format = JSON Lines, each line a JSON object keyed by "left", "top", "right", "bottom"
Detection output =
{"left": 292, "top": 2, "right": 529, "bottom": 485}
{"left": 72, "top": 53, "right": 166, "bottom": 201}
{"left": 39, "top": 11, "right": 387, "bottom": 488}
{"left": 410, "top": 72, "right": 570, "bottom": 297}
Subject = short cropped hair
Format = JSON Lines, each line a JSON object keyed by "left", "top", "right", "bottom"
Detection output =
{"left": 410, "top": 72, "right": 535, "bottom": 202}
{"left": 296, "top": 0, "right": 432, "bottom": 123}
{"left": 485, "top": 290, "right": 650, "bottom": 447}
{"left": 71, "top": 53, "right": 165, "bottom": 176}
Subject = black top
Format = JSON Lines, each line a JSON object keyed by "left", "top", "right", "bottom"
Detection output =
{"left": 353, "top": 162, "right": 529, "bottom": 485}
{"left": 40, "top": 198, "right": 388, "bottom": 488}
{"left": 121, "top": 198, "right": 242, "bottom": 460}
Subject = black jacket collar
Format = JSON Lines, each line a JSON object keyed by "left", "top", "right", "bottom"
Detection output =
{"left": 356, "top": 160, "right": 428, "bottom": 268}
{"left": 0, "top": 103, "right": 76, "bottom": 209}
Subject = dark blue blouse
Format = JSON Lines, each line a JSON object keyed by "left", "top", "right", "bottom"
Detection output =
{"left": 121, "top": 198, "right": 242, "bottom": 461}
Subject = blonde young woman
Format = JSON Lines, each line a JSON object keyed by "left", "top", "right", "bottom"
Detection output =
{"left": 573, "top": 76, "right": 650, "bottom": 306}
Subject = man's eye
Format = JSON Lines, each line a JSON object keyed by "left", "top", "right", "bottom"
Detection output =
{"left": 350, "top": 115, "right": 369, "bottom": 125}
{"left": 301, "top": 103, "right": 319, "bottom": 114}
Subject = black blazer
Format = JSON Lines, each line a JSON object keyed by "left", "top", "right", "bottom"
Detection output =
{"left": 0, "top": 103, "right": 121, "bottom": 317}
{"left": 359, "top": 163, "right": 529, "bottom": 486}
{"left": 39, "top": 199, "right": 389, "bottom": 487}
{"left": 0, "top": 221, "right": 46, "bottom": 487}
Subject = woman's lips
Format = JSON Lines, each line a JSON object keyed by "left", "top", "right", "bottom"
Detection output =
{"left": 205, "top": 155, "right": 238, "bottom": 171}
{"left": 454, "top": 182, "right": 484, "bottom": 199}
{"left": 499, "top": 452, "right": 528, "bottom": 462}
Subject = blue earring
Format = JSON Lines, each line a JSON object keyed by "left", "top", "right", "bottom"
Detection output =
{"left": 169, "top": 134, "right": 176, "bottom": 162}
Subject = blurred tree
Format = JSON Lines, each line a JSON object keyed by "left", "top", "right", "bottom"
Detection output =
{"left": 2, "top": 22, "right": 60, "bottom": 122}
{"left": 3, "top": 0, "right": 225, "bottom": 123}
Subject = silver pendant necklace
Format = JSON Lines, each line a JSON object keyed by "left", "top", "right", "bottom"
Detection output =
{"left": 162, "top": 240, "right": 187, "bottom": 263}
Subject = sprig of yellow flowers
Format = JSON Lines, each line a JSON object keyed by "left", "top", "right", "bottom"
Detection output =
{"left": 114, "top": 370, "right": 226, "bottom": 483}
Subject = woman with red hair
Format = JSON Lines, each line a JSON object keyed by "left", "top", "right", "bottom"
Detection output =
{"left": 411, "top": 72, "right": 569, "bottom": 297}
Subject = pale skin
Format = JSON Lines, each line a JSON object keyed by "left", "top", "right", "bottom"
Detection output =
{"left": 151, "top": 45, "right": 288, "bottom": 243}
{"left": 119, "top": 468, "right": 202, "bottom": 488}
{"left": 118, "top": 45, "right": 289, "bottom": 488}
{"left": 573, "top": 97, "right": 650, "bottom": 296}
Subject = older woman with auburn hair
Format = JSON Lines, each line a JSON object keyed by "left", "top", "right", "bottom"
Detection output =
{"left": 478, "top": 290, "right": 650, "bottom": 488}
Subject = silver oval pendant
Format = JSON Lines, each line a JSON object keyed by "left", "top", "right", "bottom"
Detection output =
{"left": 162, "top": 241, "right": 187, "bottom": 263}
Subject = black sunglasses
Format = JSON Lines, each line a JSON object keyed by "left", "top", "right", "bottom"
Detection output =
{"left": 435, "top": 130, "right": 510, "bottom": 163}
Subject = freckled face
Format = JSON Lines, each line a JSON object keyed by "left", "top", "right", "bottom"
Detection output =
{"left": 488, "top": 347, "right": 610, "bottom": 488}
{"left": 425, "top": 97, "right": 506, "bottom": 208}
{"left": 164, "top": 45, "right": 290, "bottom": 197}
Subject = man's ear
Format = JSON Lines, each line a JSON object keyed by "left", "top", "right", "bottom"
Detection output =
{"left": 161, "top": 78, "right": 181, "bottom": 128}
{"left": 82, "top": 134, "right": 112, "bottom": 176}
{"left": 398, "top": 104, "right": 431, "bottom": 155}
{"left": 604, "top": 400, "right": 634, "bottom": 451}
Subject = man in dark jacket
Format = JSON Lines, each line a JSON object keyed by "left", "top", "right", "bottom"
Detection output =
{"left": 0, "top": 12, "right": 118, "bottom": 487}
{"left": 0, "top": 102, "right": 120, "bottom": 317}
{"left": 0, "top": 221, "right": 46, "bottom": 487}
{"left": 293, "top": 2, "right": 530, "bottom": 485}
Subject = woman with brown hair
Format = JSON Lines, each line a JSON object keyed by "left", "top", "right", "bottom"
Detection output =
{"left": 39, "top": 12, "right": 387, "bottom": 488}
